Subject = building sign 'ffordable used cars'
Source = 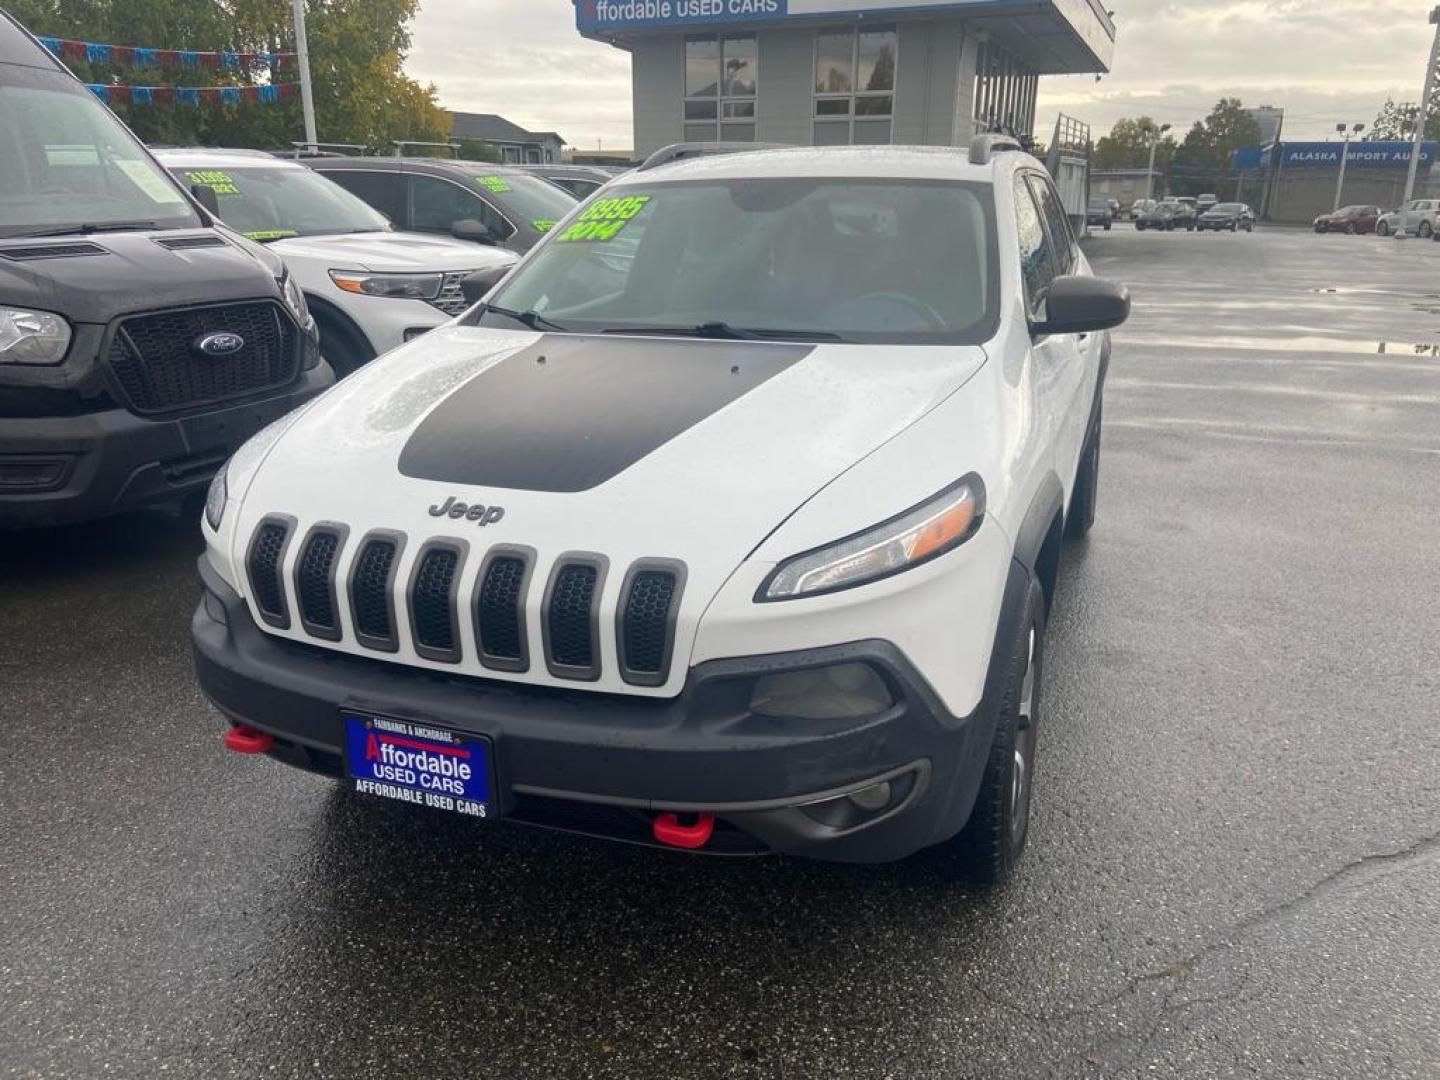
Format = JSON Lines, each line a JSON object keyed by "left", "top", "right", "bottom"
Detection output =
{"left": 1266, "top": 141, "right": 1437, "bottom": 169}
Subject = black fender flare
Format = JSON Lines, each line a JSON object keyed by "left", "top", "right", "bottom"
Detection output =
{"left": 305, "top": 295, "right": 377, "bottom": 376}
{"left": 1013, "top": 473, "right": 1064, "bottom": 576}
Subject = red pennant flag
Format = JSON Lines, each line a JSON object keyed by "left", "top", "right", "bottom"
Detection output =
{"left": 241, "top": 84, "right": 259, "bottom": 102}
{"left": 199, "top": 86, "right": 220, "bottom": 104}
{"left": 152, "top": 86, "right": 174, "bottom": 104}
{"left": 61, "top": 39, "right": 86, "bottom": 61}
{"left": 156, "top": 49, "right": 179, "bottom": 66}
{"left": 105, "top": 84, "right": 127, "bottom": 104}
{"left": 110, "top": 45, "right": 134, "bottom": 65}
{"left": 198, "top": 50, "right": 219, "bottom": 69}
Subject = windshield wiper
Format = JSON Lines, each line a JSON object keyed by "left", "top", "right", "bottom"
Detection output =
{"left": 22, "top": 220, "right": 161, "bottom": 238}
{"left": 602, "top": 322, "right": 842, "bottom": 342}
{"left": 484, "top": 304, "right": 570, "bottom": 333}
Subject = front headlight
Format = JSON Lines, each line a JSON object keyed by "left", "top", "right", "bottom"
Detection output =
{"left": 204, "top": 461, "right": 229, "bottom": 531}
{"left": 328, "top": 270, "right": 444, "bottom": 300}
{"left": 280, "top": 271, "right": 311, "bottom": 325}
{"left": 758, "top": 476, "right": 985, "bottom": 601}
{"left": 0, "top": 305, "right": 71, "bottom": 365}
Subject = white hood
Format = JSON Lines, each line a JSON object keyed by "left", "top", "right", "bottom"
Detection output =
{"left": 269, "top": 230, "right": 513, "bottom": 273}
{"left": 226, "top": 326, "right": 988, "bottom": 695}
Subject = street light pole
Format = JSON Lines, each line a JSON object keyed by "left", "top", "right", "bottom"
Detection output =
{"left": 1144, "top": 122, "right": 1172, "bottom": 203}
{"left": 1332, "top": 122, "right": 1363, "bottom": 212}
{"left": 291, "top": 0, "right": 318, "bottom": 150}
{"left": 1399, "top": 5, "right": 1440, "bottom": 238}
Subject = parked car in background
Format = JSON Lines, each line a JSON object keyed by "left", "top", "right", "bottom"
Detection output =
{"left": 1313, "top": 205, "right": 1380, "bottom": 234}
{"left": 0, "top": 10, "right": 330, "bottom": 530}
{"left": 1376, "top": 199, "right": 1440, "bottom": 236}
{"left": 307, "top": 159, "right": 578, "bottom": 255}
{"left": 1195, "top": 202, "right": 1255, "bottom": 232}
{"left": 1175, "top": 196, "right": 1198, "bottom": 212}
{"left": 1195, "top": 193, "right": 1219, "bottom": 212}
{"left": 1129, "top": 198, "right": 1157, "bottom": 219}
{"left": 1086, "top": 198, "right": 1113, "bottom": 230}
{"left": 1135, "top": 200, "right": 1196, "bottom": 231}
{"left": 511, "top": 163, "right": 623, "bottom": 199}
{"left": 157, "top": 150, "right": 516, "bottom": 375}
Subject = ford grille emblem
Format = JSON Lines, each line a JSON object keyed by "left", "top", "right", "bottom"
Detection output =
{"left": 195, "top": 331, "right": 245, "bottom": 357}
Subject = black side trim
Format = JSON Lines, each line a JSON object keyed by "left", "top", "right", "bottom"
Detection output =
{"left": 398, "top": 336, "right": 807, "bottom": 492}
{"left": 292, "top": 522, "right": 350, "bottom": 642}
{"left": 406, "top": 537, "right": 469, "bottom": 664}
{"left": 541, "top": 552, "right": 609, "bottom": 681}
{"left": 347, "top": 529, "right": 407, "bottom": 653}
{"left": 245, "top": 514, "right": 296, "bottom": 630}
{"left": 1014, "top": 475, "right": 1064, "bottom": 573}
{"left": 615, "top": 558, "right": 687, "bottom": 687}
{"left": 473, "top": 544, "right": 537, "bottom": 673}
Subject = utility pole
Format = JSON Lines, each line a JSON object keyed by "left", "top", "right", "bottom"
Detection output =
{"left": 1144, "top": 122, "right": 1172, "bottom": 203}
{"left": 1399, "top": 6, "right": 1440, "bottom": 238}
{"left": 1332, "top": 122, "right": 1363, "bottom": 212}
{"left": 291, "top": 0, "right": 318, "bottom": 149}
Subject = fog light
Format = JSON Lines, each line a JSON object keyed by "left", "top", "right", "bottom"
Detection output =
{"left": 750, "top": 663, "right": 893, "bottom": 721}
{"left": 848, "top": 780, "right": 892, "bottom": 812}
{"left": 0, "top": 455, "right": 72, "bottom": 492}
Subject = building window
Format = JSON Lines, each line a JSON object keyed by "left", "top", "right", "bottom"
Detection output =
{"left": 684, "top": 34, "right": 757, "bottom": 143}
{"left": 813, "top": 27, "right": 896, "bottom": 145}
{"left": 973, "top": 39, "right": 1037, "bottom": 139}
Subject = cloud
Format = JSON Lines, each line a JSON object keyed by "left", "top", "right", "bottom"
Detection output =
{"left": 405, "top": 0, "right": 1439, "bottom": 148}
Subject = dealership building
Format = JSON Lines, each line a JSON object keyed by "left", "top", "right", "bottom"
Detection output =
{"left": 573, "top": 0, "right": 1116, "bottom": 157}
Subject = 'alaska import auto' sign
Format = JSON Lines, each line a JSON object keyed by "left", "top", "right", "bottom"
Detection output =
{"left": 1270, "top": 141, "right": 1437, "bottom": 168}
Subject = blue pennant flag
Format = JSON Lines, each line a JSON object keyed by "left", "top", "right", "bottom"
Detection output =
{"left": 255, "top": 51, "right": 272, "bottom": 68}
{"left": 179, "top": 50, "right": 200, "bottom": 66}
{"left": 130, "top": 86, "right": 153, "bottom": 105}
{"left": 85, "top": 83, "right": 108, "bottom": 102}
{"left": 176, "top": 87, "right": 200, "bottom": 106}
{"left": 134, "top": 47, "right": 157, "bottom": 67}
{"left": 219, "top": 86, "right": 240, "bottom": 105}
{"left": 258, "top": 84, "right": 278, "bottom": 104}
{"left": 38, "top": 36, "right": 61, "bottom": 56}
{"left": 221, "top": 51, "right": 240, "bottom": 68}
{"left": 85, "top": 42, "right": 111, "bottom": 63}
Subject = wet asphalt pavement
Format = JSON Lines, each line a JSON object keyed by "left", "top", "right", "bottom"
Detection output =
{"left": 3, "top": 227, "right": 1439, "bottom": 1079}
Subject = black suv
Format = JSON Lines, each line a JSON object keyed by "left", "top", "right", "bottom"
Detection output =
{"left": 1134, "top": 200, "right": 1197, "bottom": 232}
{"left": 0, "top": 10, "right": 330, "bottom": 529}
{"left": 307, "top": 158, "right": 579, "bottom": 254}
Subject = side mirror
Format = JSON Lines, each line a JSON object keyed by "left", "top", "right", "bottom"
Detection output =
{"left": 190, "top": 183, "right": 221, "bottom": 216}
{"left": 459, "top": 264, "right": 510, "bottom": 306}
{"left": 451, "top": 218, "right": 497, "bottom": 245}
{"left": 1033, "top": 275, "right": 1130, "bottom": 336}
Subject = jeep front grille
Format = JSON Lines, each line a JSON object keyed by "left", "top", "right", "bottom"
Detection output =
{"left": 106, "top": 300, "right": 299, "bottom": 415}
{"left": 246, "top": 517, "right": 293, "bottom": 629}
{"left": 242, "top": 522, "right": 682, "bottom": 686}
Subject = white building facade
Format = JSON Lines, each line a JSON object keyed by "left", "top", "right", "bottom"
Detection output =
{"left": 574, "top": 0, "right": 1116, "bottom": 157}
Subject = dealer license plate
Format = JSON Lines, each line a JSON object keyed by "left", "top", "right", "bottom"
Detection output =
{"left": 342, "top": 711, "right": 493, "bottom": 819}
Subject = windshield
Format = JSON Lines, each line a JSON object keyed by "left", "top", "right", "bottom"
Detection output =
{"left": 476, "top": 177, "right": 998, "bottom": 345}
{"left": 471, "top": 171, "right": 577, "bottom": 229}
{"left": 1156, "top": 202, "right": 1181, "bottom": 211}
{"left": 0, "top": 66, "right": 200, "bottom": 238}
{"left": 1088, "top": 199, "right": 1109, "bottom": 210}
{"left": 165, "top": 162, "right": 389, "bottom": 240}
{"left": 1213, "top": 203, "right": 1243, "bottom": 212}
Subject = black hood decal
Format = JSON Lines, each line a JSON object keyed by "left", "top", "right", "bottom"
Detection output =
{"left": 397, "top": 335, "right": 811, "bottom": 493}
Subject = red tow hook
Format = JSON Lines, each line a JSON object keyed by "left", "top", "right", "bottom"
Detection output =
{"left": 223, "top": 724, "right": 275, "bottom": 755}
{"left": 653, "top": 811, "right": 715, "bottom": 849}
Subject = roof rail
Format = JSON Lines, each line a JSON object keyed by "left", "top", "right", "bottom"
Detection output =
{"left": 638, "top": 141, "right": 789, "bottom": 172}
{"left": 969, "top": 133, "right": 1024, "bottom": 166}
{"left": 288, "top": 141, "right": 368, "bottom": 159}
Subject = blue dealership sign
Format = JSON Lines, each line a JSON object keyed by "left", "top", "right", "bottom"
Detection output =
{"left": 577, "top": 0, "right": 788, "bottom": 29}
{"left": 1265, "top": 141, "right": 1437, "bottom": 169}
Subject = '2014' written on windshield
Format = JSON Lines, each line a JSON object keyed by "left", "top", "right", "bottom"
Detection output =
{"left": 556, "top": 195, "right": 651, "bottom": 242}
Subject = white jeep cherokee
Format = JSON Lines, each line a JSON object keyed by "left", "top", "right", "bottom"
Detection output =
{"left": 193, "top": 137, "right": 1129, "bottom": 883}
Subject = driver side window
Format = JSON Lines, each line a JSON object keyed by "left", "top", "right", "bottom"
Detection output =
{"left": 406, "top": 174, "right": 512, "bottom": 239}
{"left": 1014, "top": 175, "right": 1056, "bottom": 316}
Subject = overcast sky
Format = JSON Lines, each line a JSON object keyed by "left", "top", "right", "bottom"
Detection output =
{"left": 407, "top": 1, "right": 1439, "bottom": 150}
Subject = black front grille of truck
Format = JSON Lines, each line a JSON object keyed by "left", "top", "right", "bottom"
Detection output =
{"left": 409, "top": 543, "right": 464, "bottom": 662}
{"left": 106, "top": 301, "right": 299, "bottom": 415}
{"left": 349, "top": 534, "right": 401, "bottom": 651}
{"left": 474, "top": 550, "right": 532, "bottom": 671}
{"left": 246, "top": 518, "right": 292, "bottom": 629}
{"left": 618, "top": 565, "right": 684, "bottom": 686}
{"left": 544, "top": 558, "right": 605, "bottom": 680}
{"left": 295, "top": 527, "right": 344, "bottom": 640}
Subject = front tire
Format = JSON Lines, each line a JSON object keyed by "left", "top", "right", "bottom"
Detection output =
{"left": 1344, "top": 223, "right": 1356, "bottom": 235}
{"left": 932, "top": 581, "right": 1045, "bottom": 888}
{"left": 1377, "top": 220, "right": 1390, "bottom": 236}
{"left": 1420, "top": 221, "right": 1433, "bottom": 238}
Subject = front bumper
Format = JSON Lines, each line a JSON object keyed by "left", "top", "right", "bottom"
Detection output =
{"left": 0, "top": 365, "right": 333, "bottom": 530}
{"left": 192, "top": 556, "right": 1012, "bottom": 863}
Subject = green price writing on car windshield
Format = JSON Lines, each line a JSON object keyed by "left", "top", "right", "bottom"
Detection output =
{"left": 532, "top": 219, "right": 557, "bottom": 233}
{"left": 244, "top": 229, "right": 299, "bottom": 241}
{"left": 184, "top": 169, "right": 240, "bottom": 196}
{"left": 555, "top": 195, "right": 651, "bottom": 243}
{"left": 476, "top": 175, "right": 511, "bottom": 193}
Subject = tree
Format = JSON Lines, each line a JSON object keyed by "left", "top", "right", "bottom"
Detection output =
{"left": 1372, "top": 96, "right": 1440, "bottom": 141}
{"left": 4, "top": 0, "right": 449, "bottom": 152}
{"left": 1093, "top": 116, "right": 1176, "bottom": 170}
{"left": 1168, "top": 97, "right": 1261, "bottom": 196}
